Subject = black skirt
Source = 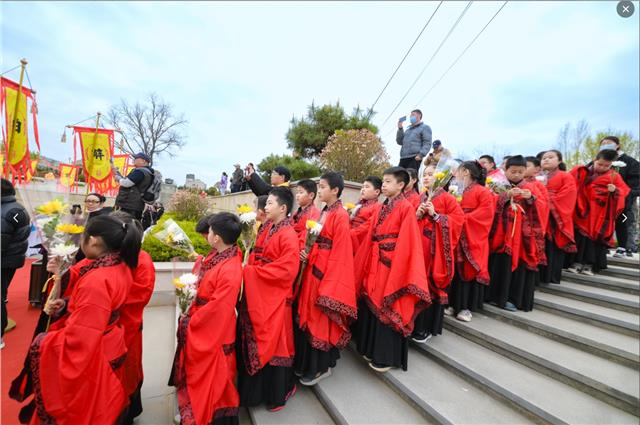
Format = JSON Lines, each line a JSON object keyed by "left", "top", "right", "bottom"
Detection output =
{"left": 539, "top": 238, "right": 566, "bottom": 284}
{"left": 210, "top": 416, "right": 240, "bottom": 425}
{"left": 487, "top": 253, "right": 513, "bottom": 308}
{"left": 413, "top": 302, "right": 444, "bottom": 337}
{"left": 567, "top": 231, "right": 608, "bottom": 273}
{"left": 293, "top": 324, "right": 340, "bottom": 379}
{"left": 354, "top": 299, "right": 408, "bottom": 371}
{"left": 509, "top": 266, "right": 537, "bottom": 312}
{"left": 449, "top": 274, "right": 485, "bottom": 314}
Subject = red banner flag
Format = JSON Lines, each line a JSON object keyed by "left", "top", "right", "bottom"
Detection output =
{"left": 72, "top": 126, "right": 115, "bottom": 193}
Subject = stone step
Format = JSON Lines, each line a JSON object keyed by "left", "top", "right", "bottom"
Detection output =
{"left": 482, "top": 304, "right": 640, "bottom": 368}
{"left": 607, "top": 255, "right": 640, "bottom": 269}
{"left": 414, "top": 332, "right": 638, "bottom": 424}
{"left": 562, "top": 270, "right": 640, "bottom": 295}
{"left": 248, "top": 385, "right": 334, "bottom": 425}
{"left": 313, "top": 348, "right": 428, "bottom": 424}
{"left": 380, "top": 347, "right": 534, "bottom": 424}
{"left": 443, "top": 314, "right": 640, "bottom": 416}
{"left": 601, "top": 264, "right": 640, "bottom": 281}
{"left": 535, "top": 292, "right": 640, "bottom": 336}
{"left": 539, "top": 281, "right": 640, "bottom": 314}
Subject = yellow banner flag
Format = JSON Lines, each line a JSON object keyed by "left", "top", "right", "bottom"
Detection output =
{"left": 4, "top": 85, "right": 29, "bottom": 166}
{"left": 59, "top": 164, "right": 78, "bottom": 187}
{"left": 79, "top": 131, "right": 112, "bottom": 182}
{"left": 24, "top": 158, "right": 38, "bottom": 182}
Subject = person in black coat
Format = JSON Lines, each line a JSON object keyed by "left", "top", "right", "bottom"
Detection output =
{"left": 1, "top": 178, "right": 30, "bottom": 341}
{"left": 244, "top": 163, "right": 291, "bottom": 197}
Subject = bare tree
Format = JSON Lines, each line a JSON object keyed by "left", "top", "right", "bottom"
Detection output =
{"left": 106, "top": 93, "right": 187, "bottom": 165}
{"left": 556, "top": 122, "right": 571, "bottom": 160}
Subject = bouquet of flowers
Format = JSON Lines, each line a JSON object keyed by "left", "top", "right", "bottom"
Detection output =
{"left": 236, "top": 204, "right": 257, "bottom": 265}
{"left": 173, "top": 272, "right": 198, "bottom": 315}
{"left": 448, "top": 179, "right": 463, "bottom": 203}
{"left": 485, "top": 170, "right": 511, "bottom": 195}
{"left": 344, "top": 202, "right": 357, "bottom": 215}
{"left": 294, "top": 219, "right": 323, "bottom": 296}
{"left": 429, "top": 153, "right": 459, "bottom": 201}
{"left": 152, "top": 219, "right": 198, "bottom": 260}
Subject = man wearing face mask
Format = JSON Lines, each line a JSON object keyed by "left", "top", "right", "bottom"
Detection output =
{"left": 599, "top": 136, "right": 640, "bottom": 258}
{"left": 396, "top": 109, "right": 432, "bottom": 171}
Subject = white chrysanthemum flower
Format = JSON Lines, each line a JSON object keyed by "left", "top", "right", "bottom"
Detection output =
{"left": 178, "top": 273, "right": 198, "bottom": 286}
{"left": 172, "top": 233, "right": 185, "bottom": 243}
{"left": 309, "top": 223, "right": 323, "bottom": 235}
{"left": 50, "top": 243, "right": 78, "bottom": 258}
{"left": 240, "top": 212, "right": 257, "bottom": 224}
{"left": 449, "top": 185, "right": 459, "bottom": 194}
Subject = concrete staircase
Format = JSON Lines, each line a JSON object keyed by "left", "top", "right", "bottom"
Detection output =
{"left": 243, "top": 255, "right": 640, "bottom": 425}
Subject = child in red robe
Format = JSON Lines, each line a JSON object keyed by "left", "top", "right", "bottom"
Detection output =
{"left": 539, "top": 150, "right": 577, "bottom": 284}
{"left": 447, "top": 161, "right": 495, "bottom": 322}
{"left": 350, "top": 176, "right": 381, "bottom": 253}
{"left": 292, "top": 179, "right": 321, "bottom": 249}
{"left": 170, "top": 213, "right": 243, "bottom": 425}
{"left": 487, "top": 155, "right": 545, "bottom": 312}
{"left": 354, "top": 167, "right": 430, "bottom": 373}
{"left": 295, "top": 172, "right": 357, "bottom": 385}
{"left": 412, "top": 164, "right": 464, "bottom": 341}
{"left": 237, "top": 187, "right": 299, "bottom": 411}
{"left": 567, "top": 150, "right": 630, "bottom": 275}
{"left": 27, "top": 215, "right": 142, "bottom": 425}
{"left": 524, "top": 156, "right": 550, "bottom": 285}
{"left": 404, "top": 167, "right": 421, "bottom": 208}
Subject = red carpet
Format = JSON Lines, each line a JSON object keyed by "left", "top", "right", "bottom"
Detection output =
{"left": 1, "top": 260, "right": 40, "bottom": 425}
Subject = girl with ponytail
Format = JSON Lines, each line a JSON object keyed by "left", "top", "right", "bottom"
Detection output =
{"left": 26, "top": 215, "right": 142, "bottom": 424}
{"left": 446, "top": 161, "right": 495, "bottom": 322}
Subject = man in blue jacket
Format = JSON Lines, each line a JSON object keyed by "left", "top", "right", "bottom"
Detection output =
{"left": 396, "top": 109, "right": 432, "bottom": 171}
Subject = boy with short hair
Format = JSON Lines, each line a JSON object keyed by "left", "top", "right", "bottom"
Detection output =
{"left": 354, "top": 167, "right": 429, "bottom": 373}
{"left": 295, "top": 172, "right": 357, "bottom": 386}
{"left": 293, "top": 179, "right": 321, "bottom": 248}
{"left": 237, "top": 187, "right": 299, "bottom": 412}
{"left": 350, "top": 176, "right": 381, "bottom": 252}
{"left": 170, "top": 212, "right": 242, "bottom": 425}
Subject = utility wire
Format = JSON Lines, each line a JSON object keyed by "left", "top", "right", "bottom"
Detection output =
{"left": 413, "top": 1, "right": 508, "bottom": 107}
{"left": 381, "top": 1, "right": 473, "bottom": 126}
{"left": 366, "top": 1, "right": 444, "bottom": 120}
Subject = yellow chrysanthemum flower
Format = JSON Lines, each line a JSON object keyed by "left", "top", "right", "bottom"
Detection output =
{"left": 56, "top": 223, "right": 85, "bottom": 234}
{"left": 306, "top": 220, "right": 318, "bottom": 230}
{"left": 236, "top": 204, "right": 253, "bottom": 214}
{"left": 435, "top": 172, "right": 446, "bottom": 179}
{"left": 36, "top": 199, "right": 67, "bottom": 215}
{"left": 486, "top": 177, "right": 493, "bottom": 184}
{"left": 345, "top": 202, "right": 356, "bottom": 210}
{"left": 173, "top": 278, "right": 186, "bottom": 289}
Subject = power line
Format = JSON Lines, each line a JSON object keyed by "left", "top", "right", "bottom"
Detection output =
{"left": 366, "top": 1, "right": 444, "bottom": 120}
{"left": 413, "top": 1, "right": 508, "bottom": 107}
{"left": 381, "top": 1, "right": 474, "bottom": 126}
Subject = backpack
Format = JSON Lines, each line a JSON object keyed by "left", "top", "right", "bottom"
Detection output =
{"left": 141, "top": 168, "right": 163, "bottom": 203}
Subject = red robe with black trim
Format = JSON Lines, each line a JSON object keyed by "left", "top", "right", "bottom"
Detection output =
{"left": 292, "top": 203, "right": 321, "bottom": 250}
{"left": 29, "top": 255, "right": 132, "bottom": 425}
{"left": 545, "top": 170, "right": 577, "bottom": 252}
{"left": 405, "top": 190, "right": 421, "bottom": 209}
{"left": 456, "top": 183, "right": 495, "bottom": 284}
{"left": 350, "top": 199, "right": 379, "bottom": 253}
{"left": 354, "top": 194, "right": 430, "bottom": 337}
{"left": 489, "top": 180, "right": 541, "bottom": 271}
{"left": 418, "top": 190, "right": 464, "bottom": 304}
{"left": 171, "top": 246, "right": 242, "bottom": 425}
{"left": 298, "top": 201, "right": 357, "bottom": 351}
{"left": 240, "top": 219, "right": 299, "bottom": 375}
{"left": 571, "top": 166, "right": 630, "bottom": 246}
{"left": 520, "top": 180, "right": 549, "bottom": 270}
{"left": 120, "top": 251, "right": 155, "bottom": 400}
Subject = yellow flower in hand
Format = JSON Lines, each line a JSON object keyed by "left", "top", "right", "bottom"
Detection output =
{"left": 345, "top": 202, "right": 356, "bottom": 210}
{"left": 486, "top": 177, "right": 493, "bottom": 184}
{"left": 306, "top": 220, "right": 318, "bottom": 230}
{"left": 173, "top": 278, "right": 186, "bottom": 289}
{"left": 36, "top": 199, "right": 67, "bottom": 215}
{"left": 435, "top": 172, "right": 446, "bottom": 180}
{"left": 236, "top": 204, "right": 253, "bottom": 214}
{"left": 56, "top": 223, "right": 85, "bottom": 234}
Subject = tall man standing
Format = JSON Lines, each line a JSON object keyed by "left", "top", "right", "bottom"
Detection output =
{"left": 114, "top": 152, "right": 155, "bottom": 220}
{"left": 396, "top": 109, "right": 432, "bottom": 171}
{"left": 231, "top": 163, "right": 244, "bottom": 193}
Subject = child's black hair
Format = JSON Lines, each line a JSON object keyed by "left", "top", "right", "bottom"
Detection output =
{"left": 320, "top": 172, "right": 344, "bottom": 198}
{"left": 460, "top": 160, "right": 487, "bottom": 186}
{"left": 196, "top": 214, "right": 216, "bottom": 235}
{"left": 269, "top": 186, "right": 294, "bottom": 216}
{"left": 208, "top": 212, "right": 242, "bottom": 245}
{"left": 479, "top": 155, "right": 496, "bottom": 169}
{"left": 406, "top": 168, "right": 419, "bottom": 193}
{"left": 383, "top": 166, "right": 410, "bottom": 190}
{"left": 505, "top": 155, "right": 527, "bottom": 169}
{"left": 85, "top": 215, "right": 142, "bottom": 269}
{"left": 595, "top": 149, "right": 618, "bottom": 162}
{"left": 296, "top": 179, "right": 318, "bottom": 200}
{"left": 364, "top": 176, "right": 382, "bottom": 192}
{"left": 256, "top": 195, "right": 269, "bottom": 212}
{"left": 525, "top": 156, "right": 540, "bottom": 167}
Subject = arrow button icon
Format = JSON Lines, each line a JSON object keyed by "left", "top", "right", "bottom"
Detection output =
{"left": 12, "top": 213, "right": 19, "bottom": 223}
{"left": 622, "top": 213, "right": 628, "bottom": 223}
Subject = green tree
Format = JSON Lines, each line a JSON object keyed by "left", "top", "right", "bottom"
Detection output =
{"left": 286, "top": 101, "right": 378, "bottom": 158}
{"left": 319, "top": 129, "right": 391, "bottom": 182}
{"left": 257, "top": 154, "right": 322, "bottom": 182}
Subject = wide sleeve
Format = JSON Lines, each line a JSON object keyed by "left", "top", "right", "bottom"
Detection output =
{"left": 431, "top": 195, "right": 465, "bottom": 289}
{"left": 244, "top": 233, "right": 300, "bottom": 291}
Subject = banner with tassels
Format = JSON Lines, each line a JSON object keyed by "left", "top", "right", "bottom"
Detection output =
{"left": 110, "top": 154, "right": 130, "bottom": 191}
{"left": 24, "top": 158, "right": 38, "bottom": 183}
{"left": 58, "top": 163, "right": 79, "bottom": 189}
{"left": 72, "top": 126, "right": 115, "bottom": 193}
{"left": 1, "top": 76, "right": 40, "bottom": 182}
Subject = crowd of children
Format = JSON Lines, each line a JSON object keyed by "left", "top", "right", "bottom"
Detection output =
{"left": 10, "top": 135, "right": 635, "bottom": 425}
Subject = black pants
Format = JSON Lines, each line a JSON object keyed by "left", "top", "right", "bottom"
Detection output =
{"left": 2, "top": 268, "right": 18, "bottom": 336}
{"left": 398, "top": 157, "right": 421, "bottom": 171}
{"left": 118, "top": 208, "right": 143, "bottom": 220}
{"left": 616, "top": 199, "right": 637, "bottom": 252}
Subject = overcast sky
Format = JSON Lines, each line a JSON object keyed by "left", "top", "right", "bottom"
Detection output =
{"left": 3, "top": 1, "right": 638, "bottom": 185}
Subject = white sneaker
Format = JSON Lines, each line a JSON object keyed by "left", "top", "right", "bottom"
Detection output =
{"left": 444, "top": 307, "right": 455, "bottom": 316}
{"left": 369, "top": 362, "right": 392, "bottom": 373}
{"left": 456, "top": 310, "right": 472, "bottom": 322}
{"left": 566, "top": 263, "right": 582, "bottom": 274}
{"left": 580, "top": 265, "right": 595, "bottom": 276}
{"left": 613, "top": 248, "right": 626, "bottom": 258}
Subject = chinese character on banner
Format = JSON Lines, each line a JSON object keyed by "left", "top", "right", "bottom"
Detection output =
{"left": 1, "top": 77, "right": 41, "bottom": 182}
{"left": 72, "top": 126, "right": 115, "bottom": 193}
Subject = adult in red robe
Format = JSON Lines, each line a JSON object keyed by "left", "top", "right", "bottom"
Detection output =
{"left": 354, "top": 168, "right": 430, "bottom": 372}
{"left": 295, "top": 199, "right": 357, "bottom": 383}
{"left": 568, "top": 155, "right": 630, "bottom": 274}
{"left": 170, "top": 245, "right": 242, "bottom": 425}
{"left": 539, "top": 150, "right": 577, "bottom": 283}
{"left": 412, "top": 187, "right": 464, "bottom": 340}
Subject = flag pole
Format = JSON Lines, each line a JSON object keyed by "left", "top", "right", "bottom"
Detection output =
{"left": 7, "top": 58, "right": 28, "bottom": 181}
{"left": 85, "top": 112, "right": 101, "bottom": 194}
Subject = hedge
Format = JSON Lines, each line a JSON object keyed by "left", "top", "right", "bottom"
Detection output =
{"left": 142, "top": 213, "right": 210, "bottom": 262}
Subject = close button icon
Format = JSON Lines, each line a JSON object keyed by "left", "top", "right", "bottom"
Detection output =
{"left": 617, "top": 1, "right": 635, "bottom": 18}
